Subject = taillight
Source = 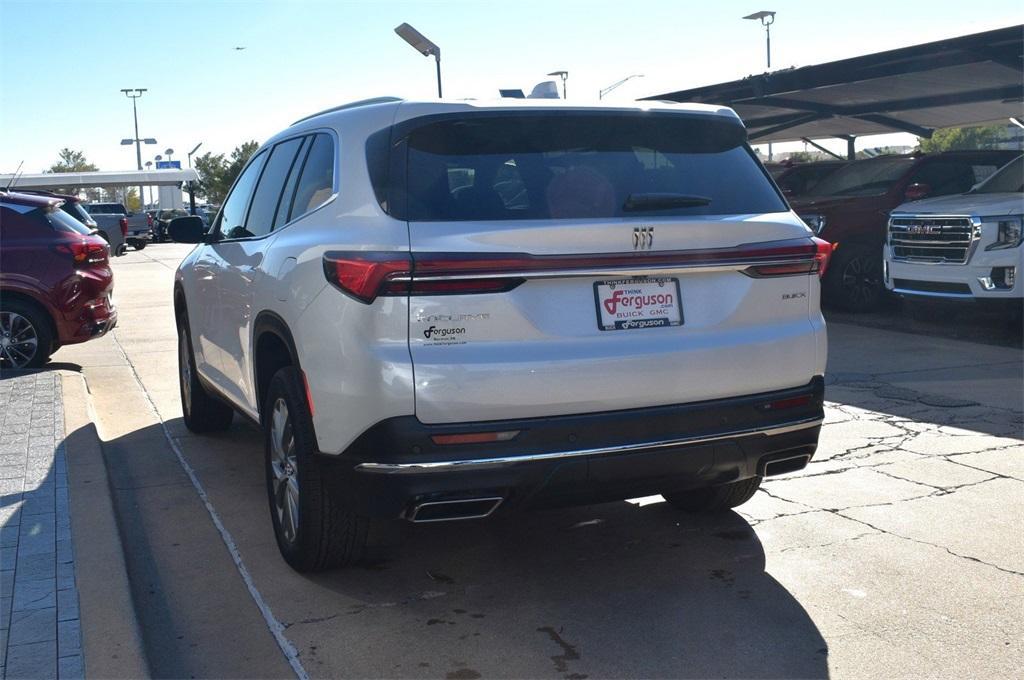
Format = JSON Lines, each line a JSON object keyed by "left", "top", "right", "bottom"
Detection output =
{"left": 119, "top": 217, "right": 128, "bottom": 237}
{"left": 812, "top": 237, "right": 832, "bottom": 279}
{"left": 322, "top": 252, "right": 412, "bottom": 303}
{"left": 147, "top": 214, "right": 153, "bottom": 228}
{"left": 53, "top": 239, "right": 109, "bottom": 266}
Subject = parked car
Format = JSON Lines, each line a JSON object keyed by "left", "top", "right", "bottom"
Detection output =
{"left": 17, "top": 189, "right": 101, "bottom": 234}
{"left": 85, "top": 202, "right": 150, "bottom": 250}
{"left": 170, "top": 98, "right": 830, "bottom": 571}
{"left": 769, "top": 161, "right": 848, "bottom": 198}
{"left": 152, "top": 208, "right": 190, "bottom": 241}
{"left": 0, "top": 190, "right": 117, "bottom": 368}
{"left": 791, "top": 150, "right": 1018, "bottom": 311}
{"left": 885, "top": 154, "right": 1023, "bottom": 308}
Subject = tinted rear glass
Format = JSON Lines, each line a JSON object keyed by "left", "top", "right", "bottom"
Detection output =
{"left": 86, "top": 203, "right": 124, "bottom": 214}
{"left": 47, "top": 207, "right": 94, "bottom": 235}
{"left": 401, "top": 113, "right": 785, "bottom": 221}
{"left": 973, "top": 155, "right": 1023, "bottom": 194}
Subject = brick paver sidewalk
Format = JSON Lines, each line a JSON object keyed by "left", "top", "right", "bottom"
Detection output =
{"left": 1, "top": 372, "right": 83, "bottom": 680}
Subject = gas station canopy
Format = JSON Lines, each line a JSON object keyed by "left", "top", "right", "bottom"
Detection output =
{"left": 645, "top": 25, "right": 1023, "bottom": 144}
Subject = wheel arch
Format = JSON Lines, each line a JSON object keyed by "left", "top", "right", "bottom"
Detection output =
{"left": 0, "top": 288, "right": 58, "bottom": 348}
{"left": 253, "top": 311, "right": 303, "bottom": 422}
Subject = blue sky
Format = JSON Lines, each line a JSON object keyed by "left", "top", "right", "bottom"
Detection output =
{"left": 1, "top": 0, "right": 1020, "bottom": 173}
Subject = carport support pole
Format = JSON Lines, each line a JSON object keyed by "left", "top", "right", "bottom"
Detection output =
{"left": 188, "top": 182, "right": 196, "bottom": 215}
{"left": 847, "top": 137, "right": 856, "bottom": 160}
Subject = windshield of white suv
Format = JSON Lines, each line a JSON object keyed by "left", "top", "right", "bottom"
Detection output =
{"left": 397, "top": 113, "right": 786, "bottom": 220}
{"left": 971, "top": 155, "right": 1023, "bottom": 194}
{"left": 806, "top": 157, "right": 914, "bottom": 197}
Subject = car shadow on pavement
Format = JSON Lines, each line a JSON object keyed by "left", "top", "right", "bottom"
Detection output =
{"left": 305, "top": 499, "right": 831, "bottom": 679}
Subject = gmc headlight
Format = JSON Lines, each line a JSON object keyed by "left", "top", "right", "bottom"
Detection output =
{"left": 800, "top": 214, "right": 826, "bottom": 234}
{"left": 986, "top": 217, "right": 1023, "bottom": 251}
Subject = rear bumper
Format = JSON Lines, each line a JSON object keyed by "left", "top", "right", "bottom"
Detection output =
{"left": 323, "top": 377, "right": 825, "bottom": 520}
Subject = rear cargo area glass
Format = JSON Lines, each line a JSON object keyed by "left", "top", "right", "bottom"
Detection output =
{"left": 403, "top": 113, "right": 786, "bottom": 221}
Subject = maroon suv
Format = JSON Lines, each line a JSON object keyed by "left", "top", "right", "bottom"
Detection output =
{"left": 791, "top": 150, "right": 1018, "bottom": 311}
{"left": 0, "top": 190, "right": 117, "bottom": 368}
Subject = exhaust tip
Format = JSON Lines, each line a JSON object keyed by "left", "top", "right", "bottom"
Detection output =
{"left": 760, "top": 453, "right": 811, "bottom": 477}
{"left": 408, "top": 496, "right": 504, "bottom": 523}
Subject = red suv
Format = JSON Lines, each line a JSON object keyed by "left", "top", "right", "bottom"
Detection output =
{"left": 791, "top": 150, "right": 1018, "bottom": 311}
{"left": 0, "top": 190, "right": 117, "bottom": 368}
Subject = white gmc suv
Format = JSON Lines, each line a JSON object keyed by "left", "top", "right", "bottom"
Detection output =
{"left": 886, "top": 154, "right": 1023, "bottom": 304}
{"left": 170, "top": 98, "right": 830, "bottom": 571}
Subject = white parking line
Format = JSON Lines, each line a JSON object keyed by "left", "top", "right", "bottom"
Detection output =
{"left": 109, "top": 329, "right": 309, "bottom": 680}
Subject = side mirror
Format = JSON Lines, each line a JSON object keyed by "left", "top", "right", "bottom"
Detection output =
{"left": 904, "top": 182, "right": 931, "bottom": 202}
{"left": 168, "top": 216, "right": 206, "bottom": 244}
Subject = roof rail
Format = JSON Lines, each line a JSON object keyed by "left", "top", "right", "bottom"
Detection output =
{"left": 291, "top": 97, "right": 404, "bottom": 126}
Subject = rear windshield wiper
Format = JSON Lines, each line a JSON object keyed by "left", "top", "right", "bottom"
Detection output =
{"left": 622, "top": 193, "right": 711, "bottom": 212}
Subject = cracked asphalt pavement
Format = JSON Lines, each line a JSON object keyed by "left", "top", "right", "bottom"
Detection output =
{"left": 57, "top": 244, "right": 1022, "bottom": 678}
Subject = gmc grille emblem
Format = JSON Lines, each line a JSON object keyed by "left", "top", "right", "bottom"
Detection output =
{"left": 633, "top": 226, "right": 654, "bottom": 250}
{"left": 908, "top": 224, "right": 942, "bottom": 235}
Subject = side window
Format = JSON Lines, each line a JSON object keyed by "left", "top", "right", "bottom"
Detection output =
{"left": 245, "top": 137, "right": 305, "bottom": 237}
{"left": 287, "top": 133, "right": 335, "bottom": 221}
{"left": 273, "top": 136, "right": 310, "bottom": 229}
{"left": 217, "top": 151, "right": 268, "bottom": 239}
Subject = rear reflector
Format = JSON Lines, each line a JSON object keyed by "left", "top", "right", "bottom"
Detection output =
{"left": 431, "top": 431, "right": 520, "bottom": 445}
{"left": 812, "top": 237, "right": 832, "bottom": 279}
{"left": 758, "top": 394, "right": 812, "bottom": 411}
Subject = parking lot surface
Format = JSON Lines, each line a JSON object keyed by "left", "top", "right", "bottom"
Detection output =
{"left": 58, "top": 244, "right": 1022, "bottom": 678}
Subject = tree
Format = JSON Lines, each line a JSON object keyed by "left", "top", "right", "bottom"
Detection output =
{"left": 193, "top": 140, "right": 259, "bottom": 204}
{"left": 917, "top": 125, "right": 1006, "bottom": 153}
{"left": 48, "top": 148, "right": 98, "bottom": 174}
{"left": 45, "top": 149, "right": 101, "bottom": 199}
{"left": 124, "top": 188, "right": 141, "bottom": 212}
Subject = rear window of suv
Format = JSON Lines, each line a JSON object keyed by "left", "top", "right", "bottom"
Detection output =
{"left": 392, "top": 113, "right": 786, "bottom": 221}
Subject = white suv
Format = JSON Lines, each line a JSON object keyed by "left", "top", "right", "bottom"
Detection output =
{"left": 886, "top": 154, "right": 1022, "bottom": 304}
{"left": 170, "top": 98, "right": 830, "bottom": 571}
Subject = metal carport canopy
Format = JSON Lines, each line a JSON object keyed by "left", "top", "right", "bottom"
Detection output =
{"left": 0, "top": 168, "right": 198, "bottom": 190}
{"left": 644, "top": 25, "right": 1023, "bottom": 145}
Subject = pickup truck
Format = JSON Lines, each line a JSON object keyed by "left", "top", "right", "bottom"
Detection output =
{"left": 885, "top": 154, "right": 1022, "bottom": 309}
{"left": 84, "top": 202, "right": 150, "bottom": 251}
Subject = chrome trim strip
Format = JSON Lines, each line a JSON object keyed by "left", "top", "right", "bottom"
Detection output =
{"left": 408, "top": 496, "right": 504, "bottom": 523}
{"left": 892, "top": 287, "right": 975, "bottom": 299}
{"left": 354, "top": 417, "right": 824, "bottom": 475}
{"left": 389, "top": 258, "right": 817, "bottom": 282}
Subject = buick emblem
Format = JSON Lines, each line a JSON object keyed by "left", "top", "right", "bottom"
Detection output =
{"left": 633, "top": 226, "right": 654, "bottom": 250}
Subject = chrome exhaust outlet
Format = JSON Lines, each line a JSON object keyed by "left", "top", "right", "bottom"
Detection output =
{"left": 760, "top": 453, "right": 811, "bottom": 477}
{"left": 408, "top": 496, "right": 504, "bottom": 523}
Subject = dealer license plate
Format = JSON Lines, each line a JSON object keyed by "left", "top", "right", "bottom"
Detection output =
{"left": 593, "top": 278, "right": 683, "bottom": 331}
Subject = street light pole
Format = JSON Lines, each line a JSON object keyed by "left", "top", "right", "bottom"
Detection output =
{"left": 121, "top": 88, "right": 153, "bottom": 212}
{"left": 742, "top": 11, "right": 776, "bottom": 160}
{"left": 599, "top": 74, "right": 644, "bottom": 100}
{"left": 187, "top": 143, "right": 202, "bottom": 215}
{"left": 548, "top": 71, "right": 568, "bottom": 99}
{"left": 395, "top": 23, "right": 443, "bottom": 98}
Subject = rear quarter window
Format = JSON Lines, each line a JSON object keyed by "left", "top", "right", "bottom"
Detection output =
{"left": 394, "top": 113, "right": 786, "bottom": 221}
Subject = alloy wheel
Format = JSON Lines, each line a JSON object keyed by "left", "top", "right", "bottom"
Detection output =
{"left": 269, "top": 398, "right": 300, "bottom": 543}
{"left": 840, "top": 255, "right": 881, "bottom": 308}
{"left": 0, "top": 312, "right": 39, "bottom": 369}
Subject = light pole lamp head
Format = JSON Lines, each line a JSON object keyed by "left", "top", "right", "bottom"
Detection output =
{"left": 143, "top": 138, "right": 157, "bottom": 145}
{"left": 743, "top": 10, "right": 775, "bottom": 26}
{"left": 120, "top": 139, "right": 134, "bottom": 145}
{"left": 547, "top": 70, "right": 568, "bottom": 80}
{"left": 165, "top": 148, "right": 174, "bottom": 156}
{"left": 189, "top": 142, "right": 203, "bottom": 155}
{"left": 395, "top": 23, "right": 440, "bottom": 58}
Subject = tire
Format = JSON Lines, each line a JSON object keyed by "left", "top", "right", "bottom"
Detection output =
{"left": 115, "top": 244, "right": 128, "bottom": 256}
{"left": 177, "top": 319, "right": 233, "bottom": 432}
{"left": 127, "top": 238, "right": 147, "bottom": 251}
{"left": 264, "top": 366, "right": 372, "bottom": 571}
{"left": 825, "top": 243, "right": 884, "bottom": 312}
{"left": 0, "top": 299, "right": 53, "bottom": 369}
{"left": 663, "top": 476, "right": 762, "bottom": 513}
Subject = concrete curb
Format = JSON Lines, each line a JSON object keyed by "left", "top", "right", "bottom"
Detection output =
{"left": 60, "top": 372, "right": 149, "bottom": 679}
